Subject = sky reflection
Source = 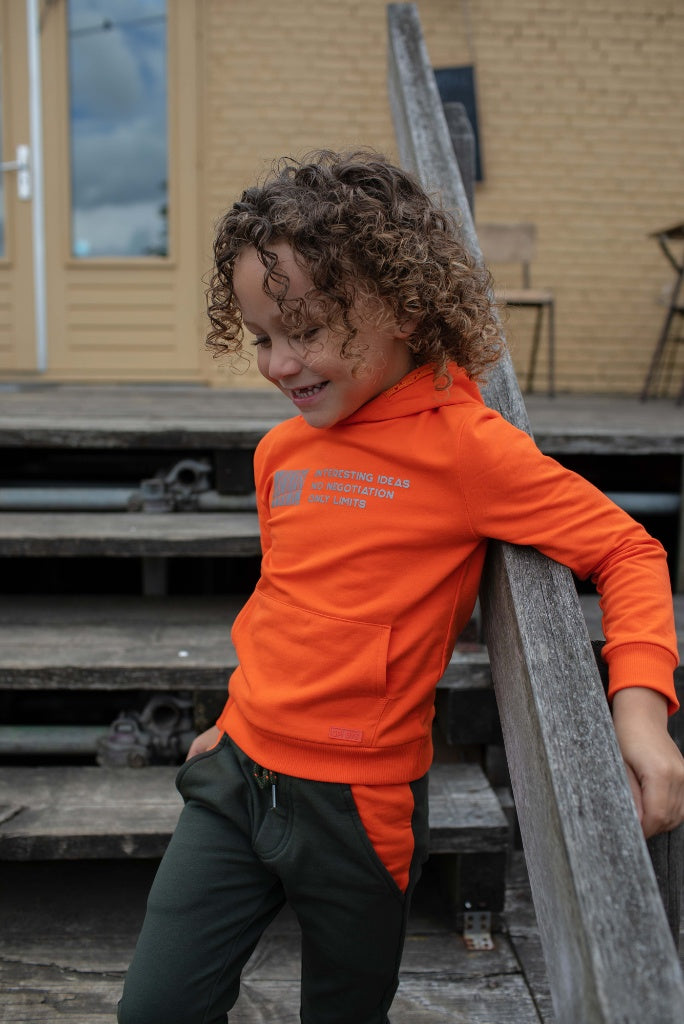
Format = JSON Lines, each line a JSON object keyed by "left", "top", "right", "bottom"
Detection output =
{"left": 68, "top": 0, "right": 167, "bottom": 258}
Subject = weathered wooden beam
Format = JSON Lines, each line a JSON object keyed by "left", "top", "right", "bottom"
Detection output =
{"left": 0, "top": 511, "right": 261, "bottom": 557}
{"left": 481, "top": 544, "right": 684, "bottom": 1020}
{"left": 387, "top": 5, "right": 684, "bottom": 1021}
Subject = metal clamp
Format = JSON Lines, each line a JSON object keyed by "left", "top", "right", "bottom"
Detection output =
{"left": 463, "top": 910, "right": 494, "bottom": 951}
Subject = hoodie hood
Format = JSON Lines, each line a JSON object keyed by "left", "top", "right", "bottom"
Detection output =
{"left": 338, "top": 363, "right": 484, "bottom": 426}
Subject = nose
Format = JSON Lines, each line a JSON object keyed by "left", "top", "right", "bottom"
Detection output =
{"left": 261, "top": 337, "right": 302, "bottom": 382}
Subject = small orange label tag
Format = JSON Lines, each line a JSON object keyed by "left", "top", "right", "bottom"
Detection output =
{"left": 329, "top": 726, "right": 363, "bottom": 743}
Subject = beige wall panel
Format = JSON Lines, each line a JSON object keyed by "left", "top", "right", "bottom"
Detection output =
{"left": 0, "top": 0, "right": 36, "bottom": 372}
{"left": 421, "top": 0, "right": 684, "bottom": 394}
{"left": 200, "top": 0, "right": 684, "bottom": 395}
{"left": 40, "top": 0, "right": 204, "bottom": 381}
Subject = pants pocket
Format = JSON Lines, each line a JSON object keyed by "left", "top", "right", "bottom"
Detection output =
{"left": 175, "top": 733, "right": 228, "bottom": 797}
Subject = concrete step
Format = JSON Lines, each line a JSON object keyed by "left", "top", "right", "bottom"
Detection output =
{"left": 0, "top": 761, "right": 509, "bottom": 862}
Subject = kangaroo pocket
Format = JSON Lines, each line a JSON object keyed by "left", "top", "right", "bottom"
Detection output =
{"left": 230, "top": 588, "right": 391, "bottom": 747}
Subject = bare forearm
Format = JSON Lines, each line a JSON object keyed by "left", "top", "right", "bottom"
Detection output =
{"left": 611, "top": 687, "right": 684, "bottom": 837}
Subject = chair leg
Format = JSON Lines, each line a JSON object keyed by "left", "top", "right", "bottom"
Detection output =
{"left": 547, "top": 300, "right": 556, "bottom": 398}
{"left": 526, "top": 306, "right": 543, "bottom": 393}
{"left": 641, "top": 305, "right": 677, "bottom": 400}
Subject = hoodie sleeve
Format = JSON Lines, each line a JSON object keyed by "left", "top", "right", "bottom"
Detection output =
{"left": 456, "top": 405, "right": 679, "bottom": 712}
{"left": 253, "top": 434, "right": 273, "bottom": 558}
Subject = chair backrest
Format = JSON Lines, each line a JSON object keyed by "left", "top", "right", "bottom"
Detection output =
{"left": 477, "top": 223, "right": 537, "bottom": 287}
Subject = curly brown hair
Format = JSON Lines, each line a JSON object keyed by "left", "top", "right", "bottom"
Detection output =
{"left": 206, "top": 149, "right": 502, "bottom": 383}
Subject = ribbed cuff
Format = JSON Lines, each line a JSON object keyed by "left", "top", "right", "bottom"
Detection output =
{"left": 604, "top": 641, "right": 679, "bottom": 714}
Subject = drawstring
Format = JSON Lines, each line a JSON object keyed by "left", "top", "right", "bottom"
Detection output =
{"left": 252, "top": 762, "right": 278, "bottom": 808}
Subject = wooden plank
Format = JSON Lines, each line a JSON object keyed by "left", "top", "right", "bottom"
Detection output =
{"left": 0, "top": 385, "right": 293, "bottom": 449}
{"left": 0, "top": 595, "right": 240, "bottom": 690}
{"left": 0, "top": 961, "right": 124, "bottom": 1024}
{"left": 0, "top": 857, "right": 543, "bottom": 1024}
{"left": 505, "top": 852, "right": 557, "bottom": 1023}
{"left": 524, "top": 393, "right": 684, "bottom": 456}
{"left": 0, "top": 763, "right": 508, "bottom": 861}
{"left": 0, "top": 383, "right": 681, "bottom": 456}
{"left": 0, "top": 766, "right": 182, "bottom": 859}
{"left": 387, "top": 6, "right": 684, "bottom": 1023}
{"left": 428, "top": 763, "right": 508, "bottom": 854}
{"left": 648, "top": 825, "right": 684, "bottom": 948}
{"left": 0, "top": 961, "right": 543, "bottom": 1024}
{"left": 0, "top": 597, "right": 492, "bottom": 691}
{"left": 482, "top": 542, "right": 684, "bottom": 1020}
{"left": 0, "top": 511, "right": 260, "bottom": 556}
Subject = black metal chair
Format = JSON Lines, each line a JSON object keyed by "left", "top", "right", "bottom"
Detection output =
{"left": 641, "top": 223, "right": 684, "bottom": 404}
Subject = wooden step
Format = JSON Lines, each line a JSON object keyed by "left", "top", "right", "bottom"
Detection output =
{"left": 0, "top": 511, "right": 260, "bottom": 557}
{"left": 0, "top": 762, "right": 509, "bottom": 862}
{"left": 0, "top": 385, "right": 292, "bottom": 450}
{"left": 0, "top": 595, "right": 488, "bottom": 693}
{"left": 0, "top": 595, "right": 241, "bottom": 691}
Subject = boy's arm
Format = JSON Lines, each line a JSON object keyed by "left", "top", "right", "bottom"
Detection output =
{"left": 457, "top": 407, "right": 683, "bottom": 832}
{"left": 611, "top": 688, "right": 684, "bottom": 837}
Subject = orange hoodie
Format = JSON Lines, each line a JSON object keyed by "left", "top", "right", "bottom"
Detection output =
{"left": 217, "top": 365, "right": 679, "bottom": 784}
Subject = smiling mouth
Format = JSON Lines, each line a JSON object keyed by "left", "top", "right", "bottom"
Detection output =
{"left": 291, "top": 382, "right": 329, "bottom": 400}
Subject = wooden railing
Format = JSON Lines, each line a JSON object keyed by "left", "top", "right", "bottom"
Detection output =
{"left": 387, "top": 5, "right": 684, "bottom": 1022}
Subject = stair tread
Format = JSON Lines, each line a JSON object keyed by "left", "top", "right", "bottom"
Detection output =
{"left": 0, "top": 595, "right": 487, "bottom": 689}
{"left": 0, "top": 511, "right": 260, "bottom": 556}
{"left": 1, "top": 594, "right": 680, "bottom": 691}
{"left": 0, "top": 595, "right": 240, "bottom": 687}
{"left": 0, "top": 386, "right": 292, "bottom": 449}
{"left": 0, "top": 761, "right": 508, "bottom": 860}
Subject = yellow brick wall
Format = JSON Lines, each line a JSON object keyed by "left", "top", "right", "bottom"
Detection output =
{"left": 200, "top": 0, "right": 684, "bottom": 395}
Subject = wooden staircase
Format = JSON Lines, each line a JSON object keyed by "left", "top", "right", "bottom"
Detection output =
{"left": 0, "top": 389, "right": 509, "bottom": 930}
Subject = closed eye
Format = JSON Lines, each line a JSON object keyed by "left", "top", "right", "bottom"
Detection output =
{"left": 251, "top": 335, "right": 271, "bottom": 348}
{"left": 291, "top": 326, "right": 322, "bottom": 344}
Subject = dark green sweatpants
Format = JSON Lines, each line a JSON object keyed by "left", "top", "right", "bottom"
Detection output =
{"left": 117, "top": 735, "right": 429, "bottom": 1024}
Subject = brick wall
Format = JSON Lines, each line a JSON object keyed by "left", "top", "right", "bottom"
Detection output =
{"left": 201, "top": 0, "right": 684, "bottom": 395}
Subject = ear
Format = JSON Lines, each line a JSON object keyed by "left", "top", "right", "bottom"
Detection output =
{"left": 395, "top": 317, "right": 418, "bottom": 340}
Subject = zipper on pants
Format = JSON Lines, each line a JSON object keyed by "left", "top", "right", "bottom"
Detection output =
{"left": 252, "top": 762, "right": 278, "bottom": 808}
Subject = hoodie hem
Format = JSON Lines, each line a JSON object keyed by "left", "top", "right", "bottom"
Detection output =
{"left": 217, "top": 703, "right": 433, "bottom": 784}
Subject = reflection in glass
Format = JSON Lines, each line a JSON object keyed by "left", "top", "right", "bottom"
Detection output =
{"left": 68, "top": 1, "right": 167, "bottom": 258}
{"left": 0, "top": 49, "right": 5, "bottom": 259}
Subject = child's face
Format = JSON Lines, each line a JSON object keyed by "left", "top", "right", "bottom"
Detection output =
{"left": 232, "top": 241, "right": 415, "bottom": 429}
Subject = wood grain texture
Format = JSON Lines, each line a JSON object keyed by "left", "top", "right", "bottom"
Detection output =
{"left": 0, "top": 856, "right": 545, "bottom": 1024}
{"left": 0, "top": 762, "right": 508, "bottom": 862}
{"left": 0, "top": 511, "right": 260, "bottom": 556}
{"left": 0, "top": 596, "right": 500, "bottom": 691}
{"left": 0, "top": 386, "right": 682, "bottom": 455}
{"left": 0, "top": 385, "right": 293, "bottom": 449}
{"left": 0, "top": 595, "right": 240, "bottom": 690}
{"left": 428, "top": 764, "right": 508, "bottom": 854}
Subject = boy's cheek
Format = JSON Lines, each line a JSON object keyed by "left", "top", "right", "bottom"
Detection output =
{"left": 256, "top": 349, "right": 272, "bottom": 381}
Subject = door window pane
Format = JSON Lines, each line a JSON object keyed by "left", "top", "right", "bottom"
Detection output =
{"left": 68, "top": 0, "right": 167, "bottom": 258}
